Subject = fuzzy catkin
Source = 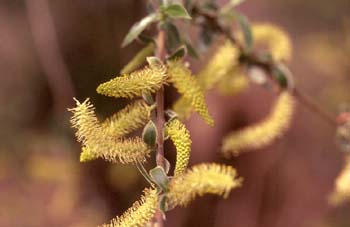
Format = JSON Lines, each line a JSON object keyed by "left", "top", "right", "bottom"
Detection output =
{"left": 101, "top": 100, "right": 151, "bottom": 138}
{"left": 251, "top": 23, "right": 292, "bottom": 62}
{"left": 69, "top": 98, "right": 150, "bottom": 164}
{"left": 222, "top": 91, "right": 295, "bottom": 156}
{"left": 166, "top": 119, "right": 191, "bottom": 176}
{"left": 167, "top": 60, "right": 214, "bottom": 126}
{"left": 97, "top": 59, "right": 167, "bottom": 99}
{"left": 167, "top": 163, "right": 242, "bottom": 207}
{"left": 100, "top": 188, "right": 158, "bottom": 227}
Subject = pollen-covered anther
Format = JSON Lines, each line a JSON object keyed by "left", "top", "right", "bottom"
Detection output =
{"left": 99, "top": 188, "right": 158, "bottom": 227}
{"left": 168, "top": 60, "right": 214, "bottom": 126}
{"left": 166, "top": 119, "right": 192, "bottom": 176}
{"left": 97, "top": 59, "right": 167, "bottom": 99}
{"left": 222, "top": 91, "right": 295, "bottom": 156}
{"left": 167, "top": 163, "right": 242, "bottom": 207}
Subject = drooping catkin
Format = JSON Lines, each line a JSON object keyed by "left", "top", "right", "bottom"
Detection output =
{"left": 217, "top": 66, "right": 249, "bottom": 96}
{"left": 97, "top": 58, "right": 167, "bottom": 99}
{"left": 101, "top": 100, "right": 151, "bottom": 138}
{"left": 121, "top": 43, "right": 155, "bottom": 75}
{"left": 329, "top": 159, "right": 350, "bottom": 205}
{"left": 251, "top": 23, "right": 292, "bottom": 62}
{"left": 167, "top": 163, "right": 242, "bottom": 207}
{"left": 167, "top": 60, "right": 214, "bottom": 126}
{"left": 69, "top": 98, "right": 150, "bottom": 164}
{"left": 99, "top": 188, "right": 158, "bottom": 227}
{"left": 166, "top": 119, "right": 191, "bottom": 176}
{"left": 222, "top": 91, "right": 295, "bottom": 156}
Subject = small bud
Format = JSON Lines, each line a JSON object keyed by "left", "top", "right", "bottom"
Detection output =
{"left": 149, "top": 166, "right": 169, "bottom": 192}
{"left": 142, "top": 120, "right": 157, "bottom": 148}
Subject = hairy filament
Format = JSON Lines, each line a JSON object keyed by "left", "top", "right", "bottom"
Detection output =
{"left": 121, "top": 43, "right": 155, "bottom": 75}
{"left": 99, "top": 188, "right": 158, "bottom": 227}
{"left": 166, "top": 119, "right": 192, "bottom": 176}
{"left": 167, "top": 163, "right": 242, "bottom": 206}
{"left": 69, "top": 98, "right": 150, "bottom": 163}
{"left": 168, "top": 60, "right": 214, "bottom": 126}
{"left": 252, "top": 23, "right": 292, "bottom": 62}
{"left": 329, "top": 159, "right": 350, "bottom": 205}
{"left": 222, "top": 91, "right": 295, "bottom": 156}
{"left": 101, "top": 100, "right": 151, "bottom": 138}
{"left": 97, "top": 59, "right": 167, "bottom": 99}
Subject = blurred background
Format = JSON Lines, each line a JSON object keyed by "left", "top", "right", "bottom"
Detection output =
{"left": 0, "top": 0, "right": 349, "bottom": 226}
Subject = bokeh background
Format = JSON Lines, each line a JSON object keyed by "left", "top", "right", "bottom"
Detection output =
{"left": 0, "top": 0, "right": 349, "bottom": 227}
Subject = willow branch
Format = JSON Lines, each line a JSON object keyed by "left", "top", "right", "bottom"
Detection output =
{"left": 192, "top": 6, "right": 338, "bottom": 128}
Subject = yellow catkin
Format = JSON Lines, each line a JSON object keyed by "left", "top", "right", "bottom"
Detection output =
{"left": 168, "top": 60, "right": 214, "bottom": 126}
{"left": 166, "top": 119, "right": 192, "bottom": 176}
{"left": 121, "top": 43, "right": 155, "bottom": 75}
{"left": 216, "top": 66, "right": 249, "bottom": 96}
{"left": 101, "top": 100, "right": 151, "bottom": 138}
{"left": 252, "top": 23, "right": 292, "bottom": 62}
{"left": 69, "top": 98, "right": 150, "bottom": 164}
{"left": 222, "top": 91, "right": 295, "bottom": 156}
{"left": 100, "top": 188, "right": 158, "bottom": 227}
{"left": 197, "top": 40, "right": 240, "bottom": 90}
{"left": 173, "top": 41, "right": 241, "bottom": 120}
{"left": 329, "top": 159, "right": 350, "bottom": 205}
{"left": 97, "top": 59, "right": 167, "bottom": 99}
{"left": 167, "top": 163, "right": 242, "bottom": 207}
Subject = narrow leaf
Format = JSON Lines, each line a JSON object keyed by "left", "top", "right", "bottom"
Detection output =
{"left": 163, "top": 4, "right": 192, "bottom": 20}
{"left": 150, "top": 166, "right": 169, "bottom": 192}
{"left": 122, "top": 13, "right": 159, "bottom": 47}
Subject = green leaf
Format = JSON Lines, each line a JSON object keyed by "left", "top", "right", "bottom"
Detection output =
{"left": 272, "top": 64, "right": 293, "bottom": 89}
{"left": 162, "top": 22, "right": 181, "bottom": 52}
{"left": 167, "top": 45, "right": 187, "bottom": 60}
{"left": 233, "top": 11, "right": 253, "bottom": 53}
{"left": 142, "top": 121, "right": 157, "bottom": 148}
{"left": 184, "top": 40, "right": 199, "bottom": 58}
{"left": 163, "top": 4, "right": 192, "bottom": 20}
{"left": 149, "top": 166, "right": 169, "bottom": 192}
{"left": 142, "top": 91, "right": 155, "bottom": 105}
{"left": 122, "top": 13, "right": 159, "bottom": 47}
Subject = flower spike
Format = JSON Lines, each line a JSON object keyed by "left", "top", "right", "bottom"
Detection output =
{"left": 222, "top": 91, "right": 295, "bottom": 156}
{"left": 99, "top": 188, "right": 158, "bottom": 227}
{"left": 167, "top": 163, "right": 242, "bottom": 207}
{"left": 168, "top": 60, "right": 214, "bottom": 126}
{"left": 166, "top": 119, "right": 192, "bottom": 176}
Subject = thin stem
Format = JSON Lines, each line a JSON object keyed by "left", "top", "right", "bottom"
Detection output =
{"left": 192, "top": 6, "right": 339, "bottom": 128}
{"left": 155, "top": 28, "right": 166, "bottom": 227}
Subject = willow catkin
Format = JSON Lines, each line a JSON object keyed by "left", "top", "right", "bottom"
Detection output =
{"left": 99, "top": 188, "right": 158, "bottom": 227}
{"left": 69, "top": 98, "right": 150, "bottom": 164}
{"left": 97, "top": 58, "right": 167, "bottom": 99}
{"left": 222, "top": 91, "right": 295, "bottom": 156}
{"left": 166, "top": 119, "right": 191, "bottom": 176}
{"left": 168, "top": 60, "right": 214, "bottom": 126}
{"left": 167, "top": 163, "right": 242, "bottom": 207}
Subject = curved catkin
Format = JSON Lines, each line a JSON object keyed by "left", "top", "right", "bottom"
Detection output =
{"left": 167, "top": 163, "right": 242, "bottom": 207}
{"left": 166, "top": 119, "right": 192, "bottom": 176}
{"left": 197, "top": 40, "right": 240, "bottom": 90}
{"left": 252, "top": 23, "right": 292, "bottom": 62}
{"left": 216, "top": 66, "right": 249, "bottom": 96}
{"left": 100, "top": 188, "right": 158, "bottom": 227}
{"left": 69, "top": 99, "right": 150, "bottom": 164}
{"left": 222, "top": 91, "right": 295, "bottom": 156}
{"left": 168, "top": 60, "right": 214, "bottom": 126}
{"left": 121, "top": 43, "right": 155, "bottom": 75}
{"left": 329, "top": 159, "right": 350, "bottom": 205}
{"left": 172, "top": 41, "right": 240, "bottom": 120}
{"left": 97, "top": 59, "right": 167, "bottom": 99}
{"left": 101, "top": 100, "right": 151, "bottom": 138}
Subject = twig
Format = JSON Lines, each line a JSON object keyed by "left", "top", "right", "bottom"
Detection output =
{"left": 154, "top": 28, "right": 166, "bottom": 227}
{"left": 192, "top": 6, "right": 339, "bottom": 128}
